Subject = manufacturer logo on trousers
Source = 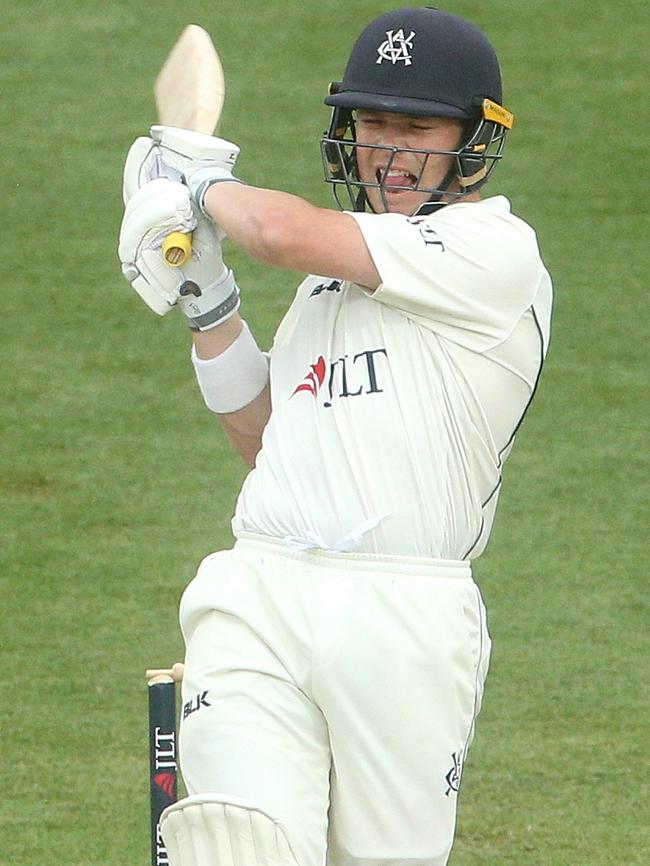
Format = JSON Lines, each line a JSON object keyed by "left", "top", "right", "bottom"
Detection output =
{"left": 445, "top": 749, "right": 464, "bottom": 796}
{"left": 183, "top": 690, "right": 212, "bottom": 720}
{"left": 377, "top": 29, "right": 416, "bottom": 65}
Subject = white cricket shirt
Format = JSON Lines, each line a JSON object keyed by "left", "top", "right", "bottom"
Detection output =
{"left": 232, "top": 196, "right": 552, "bottom": 560}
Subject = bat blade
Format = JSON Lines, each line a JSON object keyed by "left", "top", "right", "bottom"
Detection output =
{"left": 154, "top": 25, "right": 225, "bottom": 266}
{"left": 155, "top": 24, "right": 225, "bottom": 134}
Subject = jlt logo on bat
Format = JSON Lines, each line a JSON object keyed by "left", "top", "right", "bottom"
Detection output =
{"left": 291, "top": 348, "right": 388, "bottom": 408}
{"left": 154, "top": 772, "right": 176, "bottom": 798}
{"left": 152, "top": 728, "right": 176, "bottom": 865}
{"left": 155, "top": 825, "right": 169, "bottom": 866}
{"left": 153, "top": 726, "right": 177, "bottom": 770}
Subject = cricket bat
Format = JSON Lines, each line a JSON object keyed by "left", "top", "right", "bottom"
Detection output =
{"left": 154, "top": 25, "right": 225, "bottom": 267}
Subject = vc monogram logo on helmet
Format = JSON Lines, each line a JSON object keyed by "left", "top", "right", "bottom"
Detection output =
{"left": 376, "top": 29, "right": 416, "bottom": 65}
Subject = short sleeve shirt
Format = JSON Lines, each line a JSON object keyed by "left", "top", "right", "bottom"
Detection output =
{"left": 232, "top": 196, "right": 552, "bottom": 560}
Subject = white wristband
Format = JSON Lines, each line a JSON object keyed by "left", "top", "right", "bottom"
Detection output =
{"left": 191, "top": 322, "right": 270, "bottom": 414}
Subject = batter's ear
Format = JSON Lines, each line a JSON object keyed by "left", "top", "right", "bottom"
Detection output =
{"left": 457, "top": 140, "right": 490, "bottom": 190}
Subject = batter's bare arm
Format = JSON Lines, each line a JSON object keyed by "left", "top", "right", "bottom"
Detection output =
{"left": 193, "top": 317, "right": 271, "bottom": 468}
{"left": 192, "top": 182, "right": 378, "bottom": 467}
{"left": 203, "top": 183, "right": 381, "bottom": 291}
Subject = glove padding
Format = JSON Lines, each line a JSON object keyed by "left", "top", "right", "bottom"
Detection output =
{"left": 151, "top": 125, "right": 242, "bottom": 216}
{"left": 118, "top": 178, "right": 239, "bottom": 329}
{"left": 122, "top": 127, "right": 241, "bottom": 218}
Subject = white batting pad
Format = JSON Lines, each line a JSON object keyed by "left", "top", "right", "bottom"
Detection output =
{"left": 160, "top": 793, "right": 301, "bottom": 866}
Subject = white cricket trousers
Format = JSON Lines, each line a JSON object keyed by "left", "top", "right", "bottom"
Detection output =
{"left": 178, "top": 533, "right": 491, "bottom": 866}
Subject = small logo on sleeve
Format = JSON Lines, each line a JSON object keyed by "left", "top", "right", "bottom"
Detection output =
{"left": 407, "top": 216, "right": 445, "bottom": 250}
{"left": 310, "top": 279, "right": 343, "bottom": 297}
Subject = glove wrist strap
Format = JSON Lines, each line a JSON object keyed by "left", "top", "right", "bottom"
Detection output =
{"left": 187, "top": 167, "right": 243, "bottom": 217}
{"left": 180, "top": 267, "right": 241, "bottom": 331}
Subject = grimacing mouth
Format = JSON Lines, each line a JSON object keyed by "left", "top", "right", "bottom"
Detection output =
{"left": 374, "top": 166, "right": 418, "bottom": 191}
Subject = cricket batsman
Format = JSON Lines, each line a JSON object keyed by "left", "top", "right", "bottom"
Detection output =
{"left": 118, "top": 7, "right": 552, "bottom": 865}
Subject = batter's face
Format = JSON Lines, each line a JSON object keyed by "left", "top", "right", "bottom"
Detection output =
{"left": 354, "top": 110, "right": 466, "bottom": 214}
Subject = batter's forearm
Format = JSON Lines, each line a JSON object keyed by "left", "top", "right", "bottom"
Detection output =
{"left": 203, "top": 182, "right": 381, "bottom": 289}
{"left": 192, "top": 314, "right": 272, "bottom": 466}
{"left": 218, "top": 384, "right": 271, "bottom": 468}
{"left": 203, "top": 184, "right": 324, "bottom": 271}
{"left": 192, "top": 313, "right": 244, "bottom": 360}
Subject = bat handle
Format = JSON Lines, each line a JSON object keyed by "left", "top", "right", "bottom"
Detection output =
{"left": 148, "top": 675, "right": 179, "bottom": 866}
{"left": 163, "top": 231, "right": 192, "bottom": 267}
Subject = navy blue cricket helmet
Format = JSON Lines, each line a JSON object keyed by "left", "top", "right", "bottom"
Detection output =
{"left": 321, "top": 7, "right": 514, "bottom": 212}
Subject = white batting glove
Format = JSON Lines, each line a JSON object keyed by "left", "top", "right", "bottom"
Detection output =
{"left": 123, "top": 136, "right": 159, "bottom": 204}
{"left": 122, "top": 127, "right": 242, "bottom": 218}
{"left": 150, "top": 125, "right": 243, "bottom": 216}
{"left": 117, "top": 179, "right": 240, "bottom": 330}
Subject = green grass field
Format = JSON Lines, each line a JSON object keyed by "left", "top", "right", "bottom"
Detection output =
{"left": 2, "top": 1, "right": 648, "bottom": 864}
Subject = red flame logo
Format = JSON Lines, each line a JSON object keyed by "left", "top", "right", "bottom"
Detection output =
{"left": 291, "top": 356, "right": 326, "bottom": 397}
{"left": 154, "top": 772, "right": 176, "bottom": 798}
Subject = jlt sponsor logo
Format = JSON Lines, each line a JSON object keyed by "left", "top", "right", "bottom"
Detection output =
{"left": 155, "top": 824, "right": 169, "bottom": 865}
{"left": 292, "top": 348, "right": 388, "bottom": 408}
{"left": 152, "top": 728, "right": 176, "bottom": 866}
{"left": 153, "top": 726, "right": 176, "bottom": 770}
{"left": 152, "top": 729, "right": 177, "bottom": 865}
{"left": 154, "top": 772, "right": 176, "bottom": 798}
{"left": 408, "top": 216, "right": 445, "bottom": 250}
